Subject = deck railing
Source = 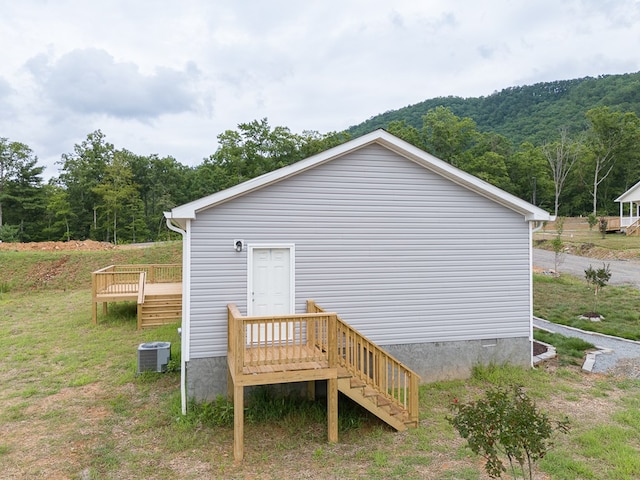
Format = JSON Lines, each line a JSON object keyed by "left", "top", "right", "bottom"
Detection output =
{"left": 110, "top": 264, "right": 182, "bottom": 283}
{"left": 308, "top": 300, "right": 420, "bottom": 426}
{"left": 620, "top": 216, "right": 639, "bottom": 228}
{"left": 91, "top": 264, "right": 182, "bottom": 325}
{"left": 227, "top": 301, "right": 419, "bottom": 426}
{"left": 92, "top": 267, "right": 146, "bottom": 295}
{"left": 227, "top": 304, "right": 337, "bottom": 376}
{"left": 92, "top": 264, "right": 181, "bottom": 295}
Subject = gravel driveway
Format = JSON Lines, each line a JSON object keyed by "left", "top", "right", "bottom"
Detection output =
{"left": 533, "top": 248, "right": 640, "bottom": 377}
{"left": 533, "top": 248, "right": 640, "bottom": 288}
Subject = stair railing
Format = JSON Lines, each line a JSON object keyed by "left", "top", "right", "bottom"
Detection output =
{"left": 627, "top": 218, "right": 640, "bottom": 236}
{"left": 307, "top": 300, "right": 420, "bottom": 426}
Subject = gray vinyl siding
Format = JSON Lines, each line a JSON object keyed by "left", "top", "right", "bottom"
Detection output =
{"left": 188, "top": 144, "right": 531, "bottom": 359}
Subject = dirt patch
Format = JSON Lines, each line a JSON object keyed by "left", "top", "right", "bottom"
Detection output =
{"left": 533, "top": 341, "right": 548, "bottom": 356}
{"left": 28, "top": 255, "right": 70, "bottom": 287}
{"left": 0, "top": 240, "right": 116, "bottom": 252}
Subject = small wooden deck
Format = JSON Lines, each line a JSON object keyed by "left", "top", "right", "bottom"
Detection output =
{"left": 91, "top": 264, "right": 182, "bottom": 329}
{"left": 227, "top": 301, "right": 420, "bottom": 461}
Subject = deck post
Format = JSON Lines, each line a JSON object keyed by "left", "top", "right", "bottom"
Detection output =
{"left": 410, "top": 374, "right": 420, "bottom": 426}
{"left": 137, "top": 304, "right": 142, "bottom": 330}
{"left": 328, "top": 378, "right": 338, "bottom": 443}
{"left": 306, "top": 381, "right": 315, "bottom": 401}
{"left": 227, "top": 369, "right": 233, "bottom": 402}
{"left": 327, "top": 312, "right": 338, "bottom": 443}
{"left": 233, "top": 384, "right": 244, "bottom": 461}
{"left": 91, "top": 273, "right": 98, "bottom": 324}
{"left": 306, "top": 300, "right": 317, "bottom": 401}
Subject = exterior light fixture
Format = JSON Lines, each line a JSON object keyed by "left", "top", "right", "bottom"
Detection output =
{"left": 234, "top": 239, "right": 244, "bottom": 252}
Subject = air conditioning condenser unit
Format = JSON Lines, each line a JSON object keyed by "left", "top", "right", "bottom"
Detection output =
{"left": 137, "top": 341, "right": 171, "bottom": 373}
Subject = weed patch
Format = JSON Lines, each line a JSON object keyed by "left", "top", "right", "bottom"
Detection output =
{"left": 534, "top": 330, "right": 594, "bottom": 365}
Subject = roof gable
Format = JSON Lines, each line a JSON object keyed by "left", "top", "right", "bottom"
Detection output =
{"left": 615, "top": 180, "right": 640, "bottom": 203}
{"left": 166, "top": 129, "right": 551, "bottom": 224}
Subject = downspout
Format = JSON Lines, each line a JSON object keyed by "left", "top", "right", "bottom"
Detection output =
{"left": 165, "top": 216, "right": 189, "bottom": 415}
{"left": 531, "top": 219, "right": 550, "bottom": 234}
{"left": 528, "top": 220, "right": 536, "bottom": 366}
{"left": 528, "top": 217, "right": 552, "bottom": 365}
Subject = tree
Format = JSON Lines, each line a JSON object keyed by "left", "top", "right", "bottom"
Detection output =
{"left": 551, "top": 217, "right": 565, "bottom": 272}
{"left": 421, "top": 106, "right": 478, "bottom": 166}
{"left": 584, "top": 263, "right": 611, "bottom": 315}
{"left": 44, "top": 184, "right": 75, "bottom": 241}
{"left": 92, "top": 150, "right": 141, "bottom": 244}
{"left": 506, "top": 143, "right": 554, "bottom": 210}
{"left": 584, "top": 107, "right": 640, "bottom": 215}
{"left": 542, "top": 127, "right": 580, "bottom": 216}
{"left": 449, "top": 385, "right": 569, "bottom": 479}
{"left": 463, "top": 151, "right": 511, "bottom": 190}
{"left": 58, "top": 130, "right": 114, "bottom": 239}
{"left": 386, "top": 120, "right": 424, "bottom": 149}
{"left": 0, "top": 138, "right": 43, "bottom": 230}
{"left": 198, "top": 118, "right": 335, "bottom": 197}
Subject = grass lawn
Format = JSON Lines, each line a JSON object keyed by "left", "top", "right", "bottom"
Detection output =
{"left": 534, "top": 273, "right": 640, "bottom": 340}
{"left": 1, "top": 243, "right": 640, "bottom": 478}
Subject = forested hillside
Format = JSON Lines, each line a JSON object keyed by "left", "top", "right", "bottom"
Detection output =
{"left": 348, "top": 72, "right": 640, "bottom": 146}
{"left": 1, "top": 73, "right": 640, "bottom": 244}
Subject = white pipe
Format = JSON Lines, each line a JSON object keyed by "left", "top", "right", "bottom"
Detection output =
{"left": 165, "top": 217, "right": 189, "bottom": 415}
{"left": 531, "top": 220, "right": 548, "bottom": 233}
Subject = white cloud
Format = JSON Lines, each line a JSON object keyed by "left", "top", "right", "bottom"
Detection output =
{"left": 0, "top": 0, "right": 638, "bottom": 180}
{"left": 26, "top": 49, "right": 201, "bottom": 119}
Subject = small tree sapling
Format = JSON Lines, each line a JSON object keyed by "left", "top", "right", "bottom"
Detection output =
{"left": 584, "top": 263, "right": 611, "bottom": 315}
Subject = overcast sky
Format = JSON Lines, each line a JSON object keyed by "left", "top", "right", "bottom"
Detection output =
{"left": 1, "top": 0, "right": 639, "bottom": 179}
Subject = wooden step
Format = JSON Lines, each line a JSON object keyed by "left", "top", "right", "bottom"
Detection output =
{"left": 337, "top": 377, "right": 408, "bottom": 432}
{"left": 363, "top": 387, "right": 378, "bottom": 398}
{"left": 350, "top": 378, "right": 367, "bottom": 389}
{"left": 140, "top": 293, "right": 182, "bottom": 328}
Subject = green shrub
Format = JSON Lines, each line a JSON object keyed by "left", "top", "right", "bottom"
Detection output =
{"left": 0, "top": 224, "right": 19, "bottom": 243}
{"left": 448, "top": 385, "right": 569, "bottom": 479}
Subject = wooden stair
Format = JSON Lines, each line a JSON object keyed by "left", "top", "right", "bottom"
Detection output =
{"left": 626, "top": 219, "right": 640, "bottom": 236}
{"left": 337, "top": 367, "right": 416, "bottom": 431}
{"left": 138, "top": 294, "right": 182, "bottom": 329}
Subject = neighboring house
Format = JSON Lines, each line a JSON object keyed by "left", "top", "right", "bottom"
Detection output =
{"left": 615, "top": 180, "right": 640, "bottom": 235}
{"left": 165, "top": 129, "right": 551, "bottom": 412}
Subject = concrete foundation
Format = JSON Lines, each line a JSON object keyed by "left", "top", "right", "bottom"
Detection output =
{"left": 384, "top": 337, "right": 532, "bottom": 382}
{"left": 186, "top": 356, "right": 228, "bottom": 401}
{"left": 186, "top": 337, "right": 532, "bottom": 401}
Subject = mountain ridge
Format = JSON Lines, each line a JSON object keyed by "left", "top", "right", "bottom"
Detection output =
{"left": 346, "top": 72, "right": 640, "bottom": 146}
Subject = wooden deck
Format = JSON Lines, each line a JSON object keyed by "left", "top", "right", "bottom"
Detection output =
{"left": 227, "top": 301, "right": 420, "bottom": 461}
{"left": 91, "top": 264, "right": 182, "bottom": 329}
{"left": 95, "top": 282, "right": 181, "bottom": 299}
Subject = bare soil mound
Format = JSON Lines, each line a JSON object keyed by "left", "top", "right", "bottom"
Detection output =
{"left": 0, "top": 240, "right": 116, "bottom": 252}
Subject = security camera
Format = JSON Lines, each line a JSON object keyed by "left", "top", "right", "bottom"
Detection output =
{"left": 234, "top": 239, "right": 244, "bottom": 252}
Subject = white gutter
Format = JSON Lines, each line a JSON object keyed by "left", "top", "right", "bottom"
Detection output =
{"left": 165, "top": 216, "right": 190, "bottom": 415}
{"left": 528, "top": 217, "right": 553, "bottom": 365}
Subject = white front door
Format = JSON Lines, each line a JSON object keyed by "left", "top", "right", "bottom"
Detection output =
{"left": 247, "top": 246, "right": 295, "bottom": 343}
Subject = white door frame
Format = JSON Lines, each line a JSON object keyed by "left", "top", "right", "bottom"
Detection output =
{"left": 246, "top": 244, "right": 295, "bottom": 316}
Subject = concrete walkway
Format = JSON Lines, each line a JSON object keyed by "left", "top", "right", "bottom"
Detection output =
{"left": 533, "top": 248, "right": 640, "bottom": 377}
{"left": 533, "top": 317, "right": 640, "bottom": 377}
